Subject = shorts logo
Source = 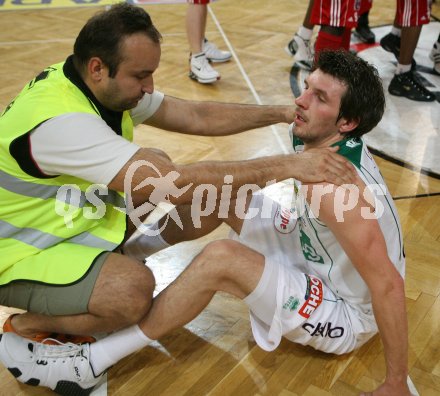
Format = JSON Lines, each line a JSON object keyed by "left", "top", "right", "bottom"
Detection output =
{"left": 302, "top": 321, "right": 345, "bottom": 338}
{"left": 282, "top": 296, "right": 300, "bottom": 312}
{"left": 274, "top": 207, "right": 297, "bottom": 234}
{"left": 299, "top": 274, "right": 323, "bottom": 319}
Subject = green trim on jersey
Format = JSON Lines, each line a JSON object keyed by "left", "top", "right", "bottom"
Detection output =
{"left": 291, "top": 135, "right": 363, "bottom": 169}
{"left": 331, "top": 138, "right": 363, "bottom": 169}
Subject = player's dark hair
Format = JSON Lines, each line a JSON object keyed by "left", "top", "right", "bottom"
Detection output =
{"left": 313, "top": 50, "right": 385, "bottom": 138}
{"left": 73, "top": 3, "right": 162, "bottom": 78}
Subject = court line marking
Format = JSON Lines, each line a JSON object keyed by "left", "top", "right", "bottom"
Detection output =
{"left": 208, "top": 5, "right": 290, "bottom": 155}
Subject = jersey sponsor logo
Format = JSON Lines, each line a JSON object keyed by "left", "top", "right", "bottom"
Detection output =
{"left": 299, "top": 274, "right": 323, "bottom": 319}
{"left": 302, "top": 321, "right": 345, "bottom": 338}
{"left": 273, "top": 206, "right": 297, "bottom": 234}
{"left": 299, "top": 229, "right": 324, "bottom": 263}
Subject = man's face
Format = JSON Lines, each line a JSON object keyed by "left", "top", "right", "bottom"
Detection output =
{"left": 293, "top": 69, "right": 348, "bottom": 147}
{"left": 98, "top": 33, "right": 161, "bottom": 112}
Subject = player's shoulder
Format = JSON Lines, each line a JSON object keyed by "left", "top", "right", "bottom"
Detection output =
{"left": 291, "top": 135, "right": 365, "bottom": 169}
{"left": 332, "top": 137, "right": 364, "bottom": 169}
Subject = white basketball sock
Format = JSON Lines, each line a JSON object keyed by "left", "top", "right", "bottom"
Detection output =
{"left": 391, "top": 27, "right": 401, "bottom": 37}
{"left": 396, "top": 63, "right": 411, "bottom": 75}
{"left": 298, "top": 26, "right": 313, "bottom": 41}
{"left": 89, "top": 325, "right": 153, "bottom": 375}
{"left": 122, "top": 222, "right": 170, "bottom": 261}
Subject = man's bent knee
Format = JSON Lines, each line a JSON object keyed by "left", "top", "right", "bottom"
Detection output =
{"left": 201, "top": 239, "right": 260, "bottom": 259}
{"left": 195, "top": 239, "right": 265, "bottom": 298}
{"left": 88, "top": 253, "right": 155, "bottom": 327}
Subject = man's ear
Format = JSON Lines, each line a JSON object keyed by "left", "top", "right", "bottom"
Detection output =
{"left": 88, "top": 57, "right": 105, "bottom": 81}
{"left": 338, "top": 117, "right": 359, "bottom": 135}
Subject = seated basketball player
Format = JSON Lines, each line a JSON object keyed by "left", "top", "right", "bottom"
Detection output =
{"left": 0, "top": 49, "right": 411, "bottom": 396}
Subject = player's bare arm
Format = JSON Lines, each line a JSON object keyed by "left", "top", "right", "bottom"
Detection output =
{"left": 144, "top": 95, "right": 296, "bottom": 136}
{"left": 309, "top": 182, "right": 410, "bottom": 396}
{"left": 108, "top": 146, "right": 357, "bottom": 207}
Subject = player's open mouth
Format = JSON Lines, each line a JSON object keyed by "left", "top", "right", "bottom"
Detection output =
{"left": 295, "top": 113, "right": 306, "bottom": 123}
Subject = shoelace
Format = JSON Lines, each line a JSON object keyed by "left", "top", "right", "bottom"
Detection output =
{"left": 33, "top": 339, "right": 90, "bottom": 381}
{"left": 33, "top": 338, "right": 85, "bottom": 358}
{"left": 294, "top": 35, "right": 313, "bottom": 58}
{"left": 197, "top": 55, "right": 214, "bottom": 72}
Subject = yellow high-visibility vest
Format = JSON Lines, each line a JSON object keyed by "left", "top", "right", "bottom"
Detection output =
{"left": 0, "top": 60, "right": 132, "bottom": 285}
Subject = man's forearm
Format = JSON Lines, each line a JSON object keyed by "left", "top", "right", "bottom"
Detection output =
{"left": 109, "top": 147, "right": 356, "bottom": 207}
{"left": 188, "top": 101, "right": 293, "bottom": 136}
{"left": 372, "top": 279, "right": 408, "bottom": 385}
{"left": 145, "top": 95, "right": 293, "bottom": 137}
{"left": 170, "top": 155, "right": 293, "bottom": 204}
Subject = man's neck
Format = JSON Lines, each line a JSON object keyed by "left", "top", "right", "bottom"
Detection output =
{"left": 63, "top": 55, "right": 124, "bottom": 136}
{"left": 303, "top": 133, "right": 345, "bottom": 151}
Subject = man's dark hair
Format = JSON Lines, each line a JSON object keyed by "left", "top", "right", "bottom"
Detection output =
{"left": 313, "top": 50, "right": 385, "bottom": 139}
{"left": 73, "top": 3, "right": 162, "bottom": 78}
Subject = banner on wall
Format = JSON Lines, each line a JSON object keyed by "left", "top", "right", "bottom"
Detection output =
{"left": 0, "top": 0, "right": 216, "bottom": 11}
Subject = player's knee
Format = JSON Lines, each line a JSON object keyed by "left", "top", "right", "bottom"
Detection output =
{"left": 200, "top": 239, "right": 241, "bottom": 262}
{"left": 197, "top": 239, "right": 257, "bottom": 274}
{"left": 196, "top": 239, "right": 263, "bottom": 297}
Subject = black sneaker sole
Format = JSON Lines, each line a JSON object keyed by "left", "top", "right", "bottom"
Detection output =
{"left": 54, "top": 380, "right": 97, "bottom": 396}
{"left": 388, "top": 88, "right": 436, "bottom": 102}
{"left": 5, "top": 367, "right": 97, "bottom": 396}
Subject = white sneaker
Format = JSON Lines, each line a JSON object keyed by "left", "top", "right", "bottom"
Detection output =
{"left": 189, "top": 52, "right": 220, "bottom": 84}
{"left": 203, "top": 39, "right": 231, "bottom": 63}
{"left": 0, "top": 332, "right": 104, "bottom": 395}
{"left": 429, "top": 42, "right": 440, "bottom": 75}
{"left": 285, "top": 33, "right": 313, "bottom": 70}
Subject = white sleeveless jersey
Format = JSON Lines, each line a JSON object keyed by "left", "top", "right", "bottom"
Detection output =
{"left": 292, "top": 136, "right": 405, "bottom": 309}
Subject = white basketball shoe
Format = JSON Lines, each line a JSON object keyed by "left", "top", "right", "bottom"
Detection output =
{"left": 285, "top": 33, "right": 313, "bottom": 70}
{"left": 202, "top": 39, "right": 232, "bottom": 63}
{"left": 429, "top": 42, "right": 440, "bottom": 75}
{"left": 189, "top": 52, "right": 220, "bottom": 84}
{"left": 0, "top": 332, "right": 103, "bottom": 395}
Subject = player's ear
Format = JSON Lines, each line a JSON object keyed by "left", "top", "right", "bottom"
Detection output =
{"left": 338, "top": 117, "right": 359, "bottom": 135}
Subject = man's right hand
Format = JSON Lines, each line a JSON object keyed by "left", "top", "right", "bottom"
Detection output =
{"left": 292, "top": 146, "right": 357, "bottom": 186}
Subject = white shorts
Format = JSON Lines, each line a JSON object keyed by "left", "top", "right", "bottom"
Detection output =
{"left": 230, "top": 192, "right": 377, "bottom": 355}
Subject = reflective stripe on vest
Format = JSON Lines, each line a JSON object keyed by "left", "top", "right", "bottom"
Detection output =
{"left": 0, "top": 219, "right": 118, "bottom": 251}
{"left": 0, "top": 169, "right": 126, "bottom": 209}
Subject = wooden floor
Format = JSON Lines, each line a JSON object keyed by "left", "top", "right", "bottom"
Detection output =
{"left": 1, "top": 0, "right": 440, "bottom": 395}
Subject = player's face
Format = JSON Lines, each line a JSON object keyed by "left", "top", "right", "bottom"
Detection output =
{"left": 293, "top": 69, "right": 348, "bottom": 148}
{"left": 99, "top": 33, "right": 161, "bottom": 112}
